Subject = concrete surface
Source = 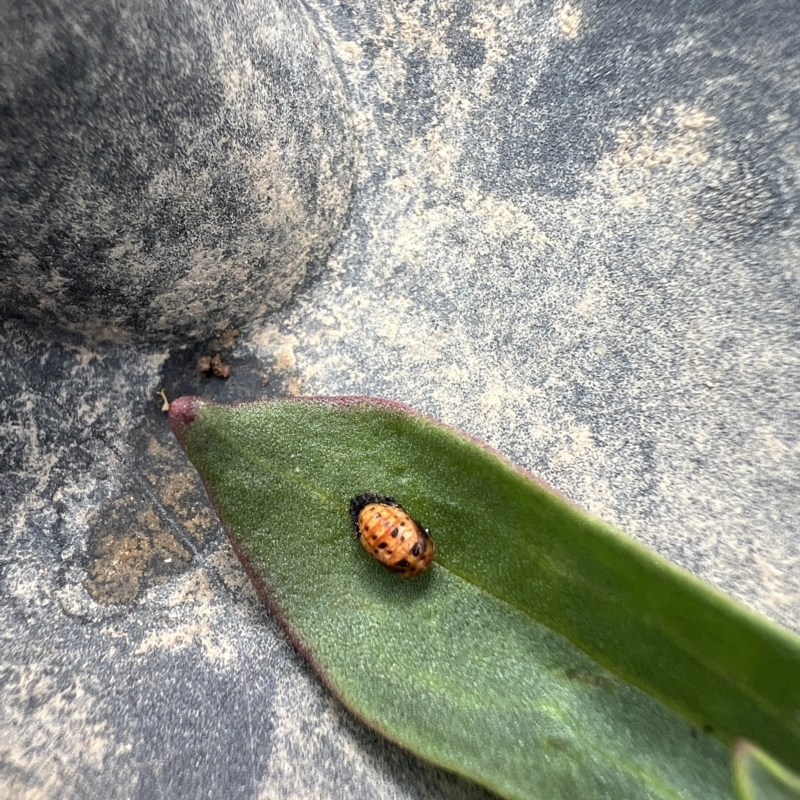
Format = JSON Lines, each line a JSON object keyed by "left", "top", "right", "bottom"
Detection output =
{"left": 1, "top": 0, "right": 355, "bottom": 342}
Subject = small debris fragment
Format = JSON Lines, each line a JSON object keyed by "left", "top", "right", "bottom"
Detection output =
{"left": 208, "top": 325, "right": 239, "bottom": 351}
{"left": 195, "top": 355, "right": 212, "bottom": 375}
{"left": 210, "top": 353, "right": 231, "bottom": 378}
{"left": 194, "top": 353, "right": 231, "bottom": 379}
{"left": 217, "top": 326, "right": 239, "bottom": 350}
{"left": 157, "top": 389, "right": 170, "bottom": 412}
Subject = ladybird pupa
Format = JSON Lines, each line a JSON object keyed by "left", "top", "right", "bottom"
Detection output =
{"left": 349, "top": 493, "right": 435, "bottom": 578}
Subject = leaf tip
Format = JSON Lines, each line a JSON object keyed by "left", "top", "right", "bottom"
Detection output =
{"left": 168, "top": 395, "right": 203, "bottom": 438}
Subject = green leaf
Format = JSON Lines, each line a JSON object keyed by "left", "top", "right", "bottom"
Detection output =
{"left": 733, "top": 741, "right": 800, "bottom": 800}
{"left": 169, "top": 395, "right": 800, "bottom": 800}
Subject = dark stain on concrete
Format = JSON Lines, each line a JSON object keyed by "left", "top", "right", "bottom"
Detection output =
{"left": 82, "top": 326, "right": 303, "bottom": 605}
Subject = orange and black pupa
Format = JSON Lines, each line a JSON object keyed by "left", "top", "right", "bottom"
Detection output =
{"left": 349, "top": 494, "right": 435, "bottom": 578}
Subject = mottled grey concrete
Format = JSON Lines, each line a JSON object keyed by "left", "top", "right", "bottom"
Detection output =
{"left": 1, "top": 0, "right": 355, "bottom": 342}
{"left": 1, "top": 0, "right": 799, "bottom": 798}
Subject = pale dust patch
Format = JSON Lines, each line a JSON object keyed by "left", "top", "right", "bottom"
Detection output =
{"left": 59, "top": 319, "right": 137, "bottom": 345}
{"left": 470, "top": 5, "right": 512, "bottom": 65}
{"left": 0, "top": 779, "right": 50, "bottom": 800}
{"left": 339, "top": 40, "right": 364, "bottom": 63}
{"left": 394, "top": 1, "right": 451, "bottom": 59}
{"left": 3, "top": 536, "right": 53, "bottom": 610}
{"left": 156, "top": 567, "right": 217, "bottom": 608}
{"left": 751, "top": 551, "right": 794, "bottom": 614}
{"left": 285, "top": 376, "right": 304, "bottom": 396}
{"left": 618, "top": 190, "right": 648, "bottom": 209}
{"left": 254, "top": 143, "right": 306, "bottom": 228}
{"left": 285, "top": 189, "right": 549, "bottom": 399}
{"left": 678, "top": 109, "right": 717, "bottom": 132}
{"left": 251, "top": 324, "right": 300, "bottom": 374}
{"left": 462, "top": 191, "right": 550, "bottom": 254}
{"left": 146, "top": 432, "right": 172, "bottom": 459}
{"left": 15, "top": 249, "right": 37, "bottom": 269}
{"left": 557, "top": 2, "right": 582, "bottom": 39}
{"left": 275, "top": 344, "right": 297, "bottom": 373}
{"left": 134, "top": 568, "right": 238, "bottom": 665}
{"left": 257, "top": 680, "right": 391, "bottom": 800}
{"left": 107, "top": 235, "right": 141, "bottom": 262}
{"left": 595, "top": 104, "right": 719, "bottom": 207}
{"left": 614, "top": 106, "right": 717, "bottom": 171}
{"left": 467, "top": 5, "right": 511, "bottom": 98}
{"left": 573, "top": 275, "right": 610, "bottom": 321}
{"left": 181, "top": 505, "right": 217, "bottom": 540}
{"left": 0, "top": 668, "right": 119, "bottom": 799}
{"left": 407, "top": 128, "right": 460, "bottom": 188}
{"left": 64, "top": 343, "right": 105, "bottom": 367}
{"left": 548, "top": 423, "right": 595, "bottom": 471}
{"left": 391, "top": 192, "right": 547, "bottom": 273}
{"left": 373, "top": 47, "right": 407, "bottom": 106}
{"left": 54, "top": 581, "right": 128, "bottom": 623}
{"left": 390, "top": 205, "right": 447, "bottom": 264}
